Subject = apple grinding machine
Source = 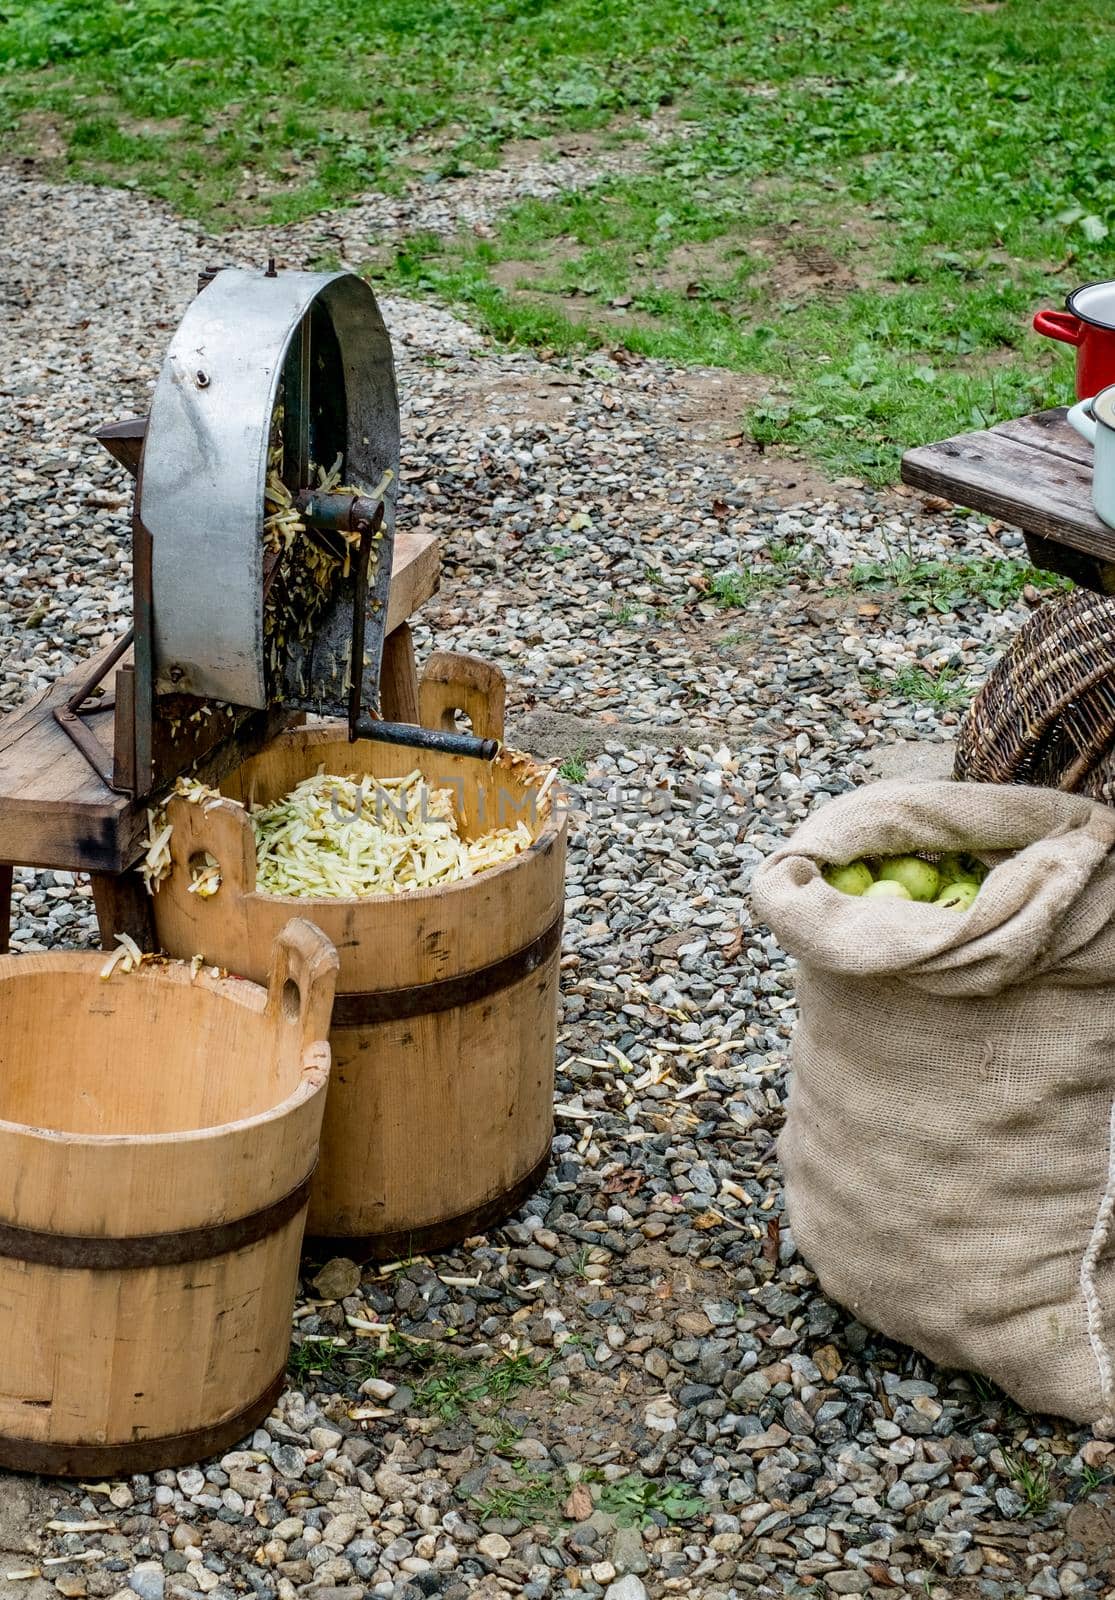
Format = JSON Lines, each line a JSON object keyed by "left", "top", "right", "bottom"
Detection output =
{"left": 63, "top": 263, "right": 496, "bottom": 800}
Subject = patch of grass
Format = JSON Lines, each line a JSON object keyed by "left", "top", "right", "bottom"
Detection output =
{"left": 288, "top": 1330, "right": 545, "bottom": 1422}
{"left": 570, "top": 1245, "right": 595, "bottom": 1278}
{"left": 865, "top": 664, "right": 971, "bottom": 712}
{"left": 7, "top": 0, "right": 1115, "bottom": 477}
{"left": 487, "top": 1417, "right": 524, "bottom": 1455}
{"left": 471, "top": 1465, "right": 562, "bottom": 1525}
{"left": 1076, "top": 1464, "right": 1115, "bottom": 1499}
{"left": 414, "top": 1347, "right": 547, "bottom": 1421}
{"left": 708, "top": 568, "right": 784, "bottom": 608}
{"left": 968, "top": 1372, "right": 998, "bottom": 1404}
{"left": 848, "top": 552, "right": 1070, "bottom": 614}
{"left": 287, "top": 1338, "right": 354, "bottom": 1385}
{"left": 1001, "top": 1449, "right": 1054, "bottom": 1517}
{"left": 593, "top": 1472, "right": 706, "bottom": 1527}
{"left": 558, "top": 748, "right": 588, "bottom": 784}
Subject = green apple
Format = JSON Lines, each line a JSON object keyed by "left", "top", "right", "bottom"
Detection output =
{"left": 936, "top": 852, "right": 968, "bottom": 886}
{"left": 877, "top": 855, "right": 941, "bottom": 902}
{"left": 823, "top": 861, "right": 874, "bottom": 897}
{"left": 939, "top": 852, "right": 986, "bottom": 886}
{"left": 864, "top": 879, "right": 912, "bottom": 900}
{"left": 935, "top": 879, "right": 980, "bottom": 912}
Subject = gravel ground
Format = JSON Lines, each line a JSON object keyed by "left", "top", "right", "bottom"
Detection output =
{"left": 1, "top": 166, "right": 1114, "bottom": 1600}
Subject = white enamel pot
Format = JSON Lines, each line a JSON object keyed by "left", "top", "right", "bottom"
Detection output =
{"left": 1067, "top": 385, "right": 1115, "bottom": 529}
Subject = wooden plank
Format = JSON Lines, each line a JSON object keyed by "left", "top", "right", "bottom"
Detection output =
{"left": 0, "top": 532, "right": 441, "bottom": 874}
{"left": 1022, "top": 532, "right": 1115, "bottom": 594}
{"left": 386, "top": 531, "right": 440, "bottom": 633}
{"left": 89, "top": 871, "right": 155, "bottom": 951}
{"left": 901, "top": 427, "right": 1115, "bottom": 565}
{"left": 379, "top": 623, "right": 420, "bottom": 723}
{"left": 995, "top": 408, "right": 1094, "bottom": 470}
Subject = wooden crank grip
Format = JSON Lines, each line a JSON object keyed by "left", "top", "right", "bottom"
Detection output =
{"left": 165, "top": 794, "right": 258, "bottom": 897}
{"left": 267, "top": 918, "right": 339, "bottom": 1055}
{"left": 419, "top": 652, "right": 506, "bottom": 744}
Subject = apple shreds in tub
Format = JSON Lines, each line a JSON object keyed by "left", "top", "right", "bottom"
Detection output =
{"left": 140, "top": 767, "right": 554, "bottom": 898}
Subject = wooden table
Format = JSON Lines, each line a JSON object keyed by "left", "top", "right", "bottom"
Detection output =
{"left": 0, "top": 530, "right": 440, "bottom": 946}
{"left": 901, "top": 406, "right": 1115, "bottom": 593}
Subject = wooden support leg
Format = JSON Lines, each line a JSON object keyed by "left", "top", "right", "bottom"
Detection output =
{"left": 0, "top": 865, "right": 12, "bottom": 955}
{"left": 379, "top": 623, "right": 420, "bottom": 724}
{"left": 91, "top": 871, "right": 156, "bottom": 953}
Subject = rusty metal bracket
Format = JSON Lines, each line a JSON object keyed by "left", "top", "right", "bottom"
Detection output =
{"left": 52, "top": 627, "right": 135, "bottom": 791}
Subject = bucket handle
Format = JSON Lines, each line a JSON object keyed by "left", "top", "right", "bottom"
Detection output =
{"left": 164, "top": 792, "right": 258, "bottom": 900}
{"left": 1067, "top": 396, "right": 1098, "bottom": 446}
{"left": 1033, "top": 308, "right": 1084, "bottom": 346}
{"left": 419, "top": 651, "right": 506, "bottom": 744}
{"left": 267, "top": 918, "right": 339, "bottom": 1050}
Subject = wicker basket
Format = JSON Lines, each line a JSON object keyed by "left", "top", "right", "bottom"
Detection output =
{"left": 955, "top": 589, "right": 1115, "bottom": 799}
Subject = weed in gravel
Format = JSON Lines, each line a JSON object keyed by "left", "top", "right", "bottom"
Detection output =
{"left": 864, "top": 664, "right": 971, "bottom": 711}
{"left": 708, "top": 568, "right": 784, "bottom": 608}
{"left": 1076, "top": 1465, "right": 1115, "bottom": 1498}
{"left": 1001, "top": 1449, "right": 1054, "bottom": 1516}
{"left": 570, "top": 1244, "right": 595, "bottom": 1278}
{"left": 287, "top": 1338, "right": 352, "bottom": 1385}
{"left": 847, "top": 552, "right": 1068, "bottom": 614}
{"left": 593, "top": 1471, "right": 706, "bottom": 1527}
{"left": 470, "top": 1466, "right": 562, "bottom": 1525}
{"left": 289, "top": 1330, "right": 545, "bottom": 1423}
{"left": 414, "top": 1347, "right": 547, "bottom": 1421}
{"left": 487, "top": 1417, "right": 524, "bottom": 1455}
{"left": 558, "top": 750, "right": 588, "bottom": 784}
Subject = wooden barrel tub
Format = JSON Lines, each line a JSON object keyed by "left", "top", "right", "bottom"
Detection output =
{"left": 0, "top": 919, "right": 337, "bottom": 1476}
{"left": 151, "top": 663, "right": 566, "bottom": 1258}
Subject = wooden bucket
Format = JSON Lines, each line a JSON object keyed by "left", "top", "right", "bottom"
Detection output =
{"left": 151, "top": 656, "right": 566, "bottom": 1257}
{"left": 0, "top": 919, "right": 337, "bottom": 1477}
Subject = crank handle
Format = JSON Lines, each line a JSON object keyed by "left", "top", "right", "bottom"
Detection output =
{"left": 351, "top": 716, "right": 500, "bottom": 762}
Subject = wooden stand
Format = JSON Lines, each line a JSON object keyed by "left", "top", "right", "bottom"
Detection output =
{"left": 0, "top": 532, "right": 440, "bottom": 948}
{"left": 901, "top": 407, "right": 1115, "bottom": 592}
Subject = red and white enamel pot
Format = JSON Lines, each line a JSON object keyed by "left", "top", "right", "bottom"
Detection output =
{"left": 1034, "top": 282, "right": 1115, "bottom": 400}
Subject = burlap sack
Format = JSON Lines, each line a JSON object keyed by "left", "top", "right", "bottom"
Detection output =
{"left": 751, "top": 779, "right": 1115, "bottom": 1429}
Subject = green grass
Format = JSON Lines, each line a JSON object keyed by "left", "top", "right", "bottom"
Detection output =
{"left": 847, "top": 552, "right": 1070, "bottom": 614}
{"left": 1076, "top": 1465, "right": 1114, "bottom": 1499}
{"left": 558, "top": 748, "right": 588, "bottom": 784}
{"left": 413, "top": 1347, "right": 547, "bottom": 1420}
{"left": 594, "top": 1472, "right": 705, "bottom": 1527}
{"left": 709, "top": 569, "right": 784, "bottom": 608}
{"left": 469, "top": 1467, "right": 706, "bottom": 1532}
{"left": 4, "top": 0, "right": 1114, "bottom": 477}
{"left": 287, "top": 1332, "right": 545, "bottom": 1420}
{"left": 864, "top": 664, "right": 971, "bottom": 712}
{"left": 471, "top": 1465, "right": 563, "bottom": 1526}
{"left": 709, "top": 549, "right": 1069, "bottom": 615}
{"left": 1001, "top": 1449, "right": 1054, "bottom": 1517}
